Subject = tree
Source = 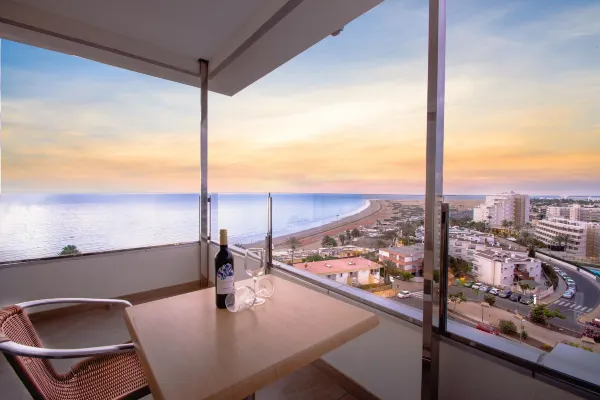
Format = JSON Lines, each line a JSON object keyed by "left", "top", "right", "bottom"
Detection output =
{"left": 529, "top": 304, "right": 565, "bottom": 326}
{"left": 433, "top": 269, "right": 440, "bottom": 284}
{"left": 351, "top": 228, "right": 360, "bottom": 238}
{"left": 284, "top": 237, "right": 301, "bottom": 264}
{"left": 321, "top": 235, "right": 338, "bottom": 247}
{"left": 449, "top": 256, "right": 472, "bottom": 278}
{"left": 519, "top": 283, "right": 532, "bottom": 294}
{"left": 58, "top": 245, "right": 81, "bottom": 256}
{"left": 398, "top": 271, "right": 413, "bottom": 281}
{"left": 375, "top": 239, "right": 386, "bottom": 249}
{"left": 380, "top": 260, "right": 397, "bottom": 284}
{"left": 345, "top": 230, "right": 352, "bottom": 242}
{"left": 339, "top": 234, "right": 347, "bottom": 246}
{"left": 554, "top": 234, "right": 568, "bottom": 248}
{"left": 499, "top": 320, "right": 517, "bottom": 335}
{"left": 384, "top": 230, "right": 397, "bottom": 240}
{"left": 448, "top": 292, "right": 467, "bottom": 311}
{"left": 483, "top": 294, "right": 496, "bottom": 307}
{"left": 528, "top": 246, "right": 536, "bottom": 258}
{"left": 501, "top": 219, "right": 509, "bottom": 228}
{"left": 304, "top": 254, "right": 325, "bottom": 262}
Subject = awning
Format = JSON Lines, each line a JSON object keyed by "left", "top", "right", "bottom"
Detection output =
{"left": 0, "top": 0, "right": 382, "bottom": 95}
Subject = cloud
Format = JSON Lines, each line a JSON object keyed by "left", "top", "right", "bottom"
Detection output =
{"left": 2, "top": 0, "right": 599, "bottom": 195}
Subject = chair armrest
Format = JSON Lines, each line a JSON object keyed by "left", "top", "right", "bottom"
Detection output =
{"left": 16, "top": 298, "right": 132, "bottom": 309}
{"left": 0, "top": 340, "right": 135, "bottom": 359}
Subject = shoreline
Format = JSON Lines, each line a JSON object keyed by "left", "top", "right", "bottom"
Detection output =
{"left": 247, "top": 198, "right": 483, "bottom": 250}
{"left": 246, "top": 199, "right": 386, "bottom": 250}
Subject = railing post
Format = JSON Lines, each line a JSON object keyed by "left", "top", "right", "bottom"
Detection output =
{"left": 439, "top": 203, "right": 450, "bottom": 333}
{"left": 266, "top": 193, "right": 273, "bottom": 274}
{"left": 199, "top": 59, "right": 209, "bottom": 288}
{"left": 422, "top": 0, "right": 446, "bottom": 399}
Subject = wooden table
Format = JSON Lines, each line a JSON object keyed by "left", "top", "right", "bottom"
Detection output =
{"left": 124, "top": 275, "right": 379, "bottom": 400}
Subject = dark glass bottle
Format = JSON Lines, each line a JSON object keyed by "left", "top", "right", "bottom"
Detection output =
{"left": 215, "top": 229, "right": 234, "bottom": 309}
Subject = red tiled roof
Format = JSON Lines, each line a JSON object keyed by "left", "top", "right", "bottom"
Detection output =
{"left": 292, "top": 257, "right": 381, "bottom": 275}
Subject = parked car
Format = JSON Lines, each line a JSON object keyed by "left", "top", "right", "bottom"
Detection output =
{"left": 471, "top": 283, "right": 481, "bottom": 290}
{"left": 566, "top": 278, "right": 575, "bottom": 285}
{"left": 479, "top": 285, "right": 489, "bottom": 292}
{"left": 489, "top": 288, "right": 500, "bottom": 296}
{"left": 520, "top": 296, "right": 533, "bottom": 305}
{"left": 567, "top": 283, "right": 577, "bottom": 290}
{"left": 397, "top": 290, "right": 411, "bottom": 299}
{"left": 464, "top": 281, "right": 474, "bottom": 288}
{"left": 509, "top": 293, "right": 522, "bottom": 302}
{"left": 476, "top": 323, "right": 499, "bottom": 336}
{"left": 562, "top": 290, "right": 575, "bottom": 299}
{"left": 498, "top": 290, "right": 512, "bottom": 298}
{"left": 553, "top": 267, "right": 560, "bottom": 272}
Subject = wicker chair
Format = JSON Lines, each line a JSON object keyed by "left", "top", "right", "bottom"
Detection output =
{"left": 0, "top": 298, "right": 150, "bottom": 400}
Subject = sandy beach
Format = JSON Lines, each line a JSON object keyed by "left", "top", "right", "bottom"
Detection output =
{"left": 247, "top": 198, "right": 482, "bottom": 250}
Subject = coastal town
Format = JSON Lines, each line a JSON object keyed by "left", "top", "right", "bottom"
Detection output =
{"left": 269, "top": 192, "right": 600, "bottom": 354}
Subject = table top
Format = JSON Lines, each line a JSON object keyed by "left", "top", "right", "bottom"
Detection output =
{"left": 124, "top": 275, "right": 379, "bottom": 400}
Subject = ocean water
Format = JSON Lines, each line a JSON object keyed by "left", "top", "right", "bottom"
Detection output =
{"left": 0, "top": 193, "right": 483, "bottom": 262}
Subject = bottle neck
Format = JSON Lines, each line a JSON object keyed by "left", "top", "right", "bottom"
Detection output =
{"left": 219, "top": 243, "right": 228, "bottom": 249}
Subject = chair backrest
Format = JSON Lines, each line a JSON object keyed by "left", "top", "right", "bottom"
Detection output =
{"left": 0, "top": 305, "right": 60, "bottom": 400}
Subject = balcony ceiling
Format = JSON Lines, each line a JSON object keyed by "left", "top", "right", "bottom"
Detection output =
{"left": 0, "top": 0, "right": 382, "bottom": 95}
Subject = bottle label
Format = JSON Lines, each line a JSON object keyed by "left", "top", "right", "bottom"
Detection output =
{"left": 216, "top": 263, "right": 234, "bottom": 294}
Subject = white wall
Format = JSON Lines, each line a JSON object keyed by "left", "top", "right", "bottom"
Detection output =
{"left": 440, "top": 341, "right": 581, "bottom": 400}
{"left": 0, "top": 243, "right": 200, "bottom": 309}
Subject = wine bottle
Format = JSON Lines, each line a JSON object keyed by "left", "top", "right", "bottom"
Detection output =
{"left": 215, "top": 229, "right": 234, "bottom": 309}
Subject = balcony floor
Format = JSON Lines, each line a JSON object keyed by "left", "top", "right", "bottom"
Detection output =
{"left": 1, "top": 301, "right": 364, "bottom": 400}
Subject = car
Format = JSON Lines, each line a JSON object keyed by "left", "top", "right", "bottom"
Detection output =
{"left": 567, "top": 283, "right": 577, "bottom": 290}
{"left": 471, "top": 283, "right": 481, "bottom": 290}
{"left": 520, "top": 296, "right": 533, "bottom": 305}
{"left": 479, "top": 285, "right": 489, "bottom": 292}
{"left": 509, "top": 293, "right": 522, "bottom": 302}
{"left": 397, "top": 290, "right": 411, "bottom": 299}
{"left": 489, "top": 288, "right": 500, "bottom": 296}
{"left": 464, "top": 281, "right": 474, "bottom": 288}
{"left": 553, "top": 267, "right": 560, "bottom": 272}
{"left": 498, "top": 290, "right": 512, "bottom": 298}
{"left": 559, "top": 272, "right": 567, "bottom": 277}
{"left": 566, "top": 279, "right": 575, "bottom": 285}
{"left": 562, "top": 290, "right": 574, "bottom": 299}
{"left": 476, "top": 323, "right": 499, "bottom": 336}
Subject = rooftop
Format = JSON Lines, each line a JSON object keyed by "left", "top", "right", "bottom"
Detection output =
{"left": 383, "top": 244, "right": 425, "bottom": 256}
{"left": 474, "top": 249, "right": 535, "bottom": 263}
{"left": 293, "top": 257, "right": 381, "bottom": 275}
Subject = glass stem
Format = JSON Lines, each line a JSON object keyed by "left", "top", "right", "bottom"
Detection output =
{"left": 253, "top": 277, "right": 257, "bottom": 295}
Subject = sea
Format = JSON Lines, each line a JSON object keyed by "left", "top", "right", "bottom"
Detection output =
{"left": 0, "top": 193, "right": 484, "bottom": 263}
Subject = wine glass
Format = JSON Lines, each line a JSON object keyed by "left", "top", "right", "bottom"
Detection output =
{"left": 225, "top": 286, "right": 256, "bottom": 312}
{"left": 244, "top": 248, "right": 274, "bottom": 305}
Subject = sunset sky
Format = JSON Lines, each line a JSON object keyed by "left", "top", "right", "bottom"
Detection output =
{"left": 1, "top": 0, "right": 599, "bottom": 196}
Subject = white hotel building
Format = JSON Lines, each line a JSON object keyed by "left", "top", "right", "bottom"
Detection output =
{"left": 535, "top": 217, "right": 600, "bottom": 258}
{"left": 473, "top": 192, "right": 530, "bottom": 228}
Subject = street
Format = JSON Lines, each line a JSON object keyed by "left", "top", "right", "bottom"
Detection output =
{"left": 389, "top": 261, "right": 600, "bottom": 333}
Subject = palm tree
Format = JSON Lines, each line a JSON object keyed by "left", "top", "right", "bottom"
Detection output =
{"left": 487, "top": 215, "right": 493, "bottom": 231}
{"left": 345, "top": 229, "right": 352, "bottom": 242}
{"left": 501, "top": 219, "right": 509, "bottom": 228}
{"left": 339, "top": 234, "right": 347, "bottom": 246}
{"left": 554, "top": 234, "right": 568, "bottom": 249}
{"left": 284, "top": 237, "right": 301, "bottom": 264}
{"left": 351, "top": 228, "right": 360, "bottom": 238}
{"left": 58, "top": 245, "right": 81, "bottom": 256}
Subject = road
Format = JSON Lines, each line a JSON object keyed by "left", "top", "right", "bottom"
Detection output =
{"left": 389, "top": 262, "right": 600, "bottom": 333}
{"left": 543, "top": 259, "right": 600, "bottom": 331}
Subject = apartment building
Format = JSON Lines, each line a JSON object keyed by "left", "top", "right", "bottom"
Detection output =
{"left": 472, "top": 249, "right": 542, "bottom": 288}
{"left": 570, "top": 204, "right": 600, "bottom": 222}
{"left": 448, "top": 228, "right": 497, "bottom": 263}
{"left": 473, "top": 191, "right": 530, "bottom": 228}
{"left": 378, "top": 244, "right": 424, "bottom": 274}
{"left": 293, "top": 257, "right": 381, "bottom": 286}
{"left": 546, "top": 206, "right": 570, "bottom": 219}
{"left": 535, "top": 217, "right": 599, "bottom": 257}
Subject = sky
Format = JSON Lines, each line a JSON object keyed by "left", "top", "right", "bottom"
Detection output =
{"left": 1, "top": 0, "right": 599, "bottom": 196}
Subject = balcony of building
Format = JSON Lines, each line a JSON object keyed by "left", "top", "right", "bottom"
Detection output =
{"left": 1, "top": 242, "right": 598, "bottom": 399}
{"left": 1, "top": 1, "right": 600, "bottom": 399}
